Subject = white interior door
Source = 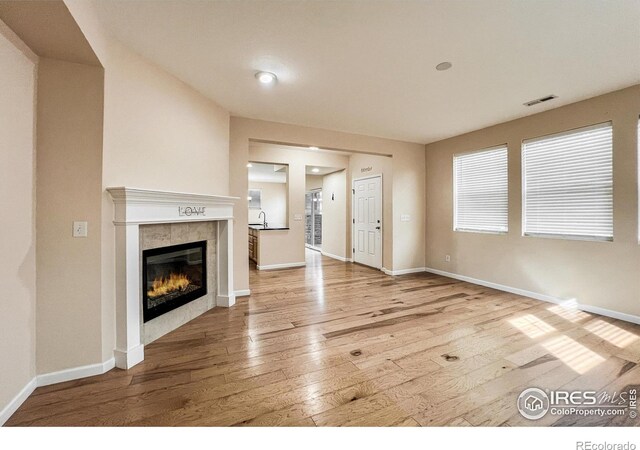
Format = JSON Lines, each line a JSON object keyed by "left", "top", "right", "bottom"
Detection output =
{"left": 353, "top": 175, "right": 382, "bottom": 269}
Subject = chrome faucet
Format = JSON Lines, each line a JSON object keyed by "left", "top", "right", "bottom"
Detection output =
{"left": 258, "top": 211, "right": 268, "bottom": 229}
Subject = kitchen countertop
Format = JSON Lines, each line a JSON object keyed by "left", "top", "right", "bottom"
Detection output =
{"left": 248, "top": 224, "right": 290, "bottom": 231}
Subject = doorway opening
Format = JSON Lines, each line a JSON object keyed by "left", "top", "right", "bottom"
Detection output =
{"left": 247, "top": 161, "right": 289, "bottom": 267}
{"left": 304, "top": 164, "right": 343, "bottom": 255}
{"left": 305, "top": 189, "right": 323, "bottom": 251}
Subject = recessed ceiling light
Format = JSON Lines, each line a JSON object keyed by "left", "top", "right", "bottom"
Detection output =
{"left": 246, "top": 163, "right": 253, "bottom": 168}
{"left": 309, "top": 146, "right": 319, "bottom": 150}
{"left": 311, "top": 168, "right": 320, "bottom": 173}
{"left": 436, "top": 62, "right": 452, "bottom": 71}
{"left": 255, "top": 71, "right": 277, "bottom": 84}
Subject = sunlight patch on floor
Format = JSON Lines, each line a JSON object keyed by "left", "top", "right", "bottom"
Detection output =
{"left": 584, "top": 319, "right": 639, "bottom": 348}
{"left": 508, "top": 314, "right": 556, "bottom": 338}
{"left": 542, "top": 335, "right": 605, "bottom": 374}
{"left": 547, "top": 304, "right": 591, "bottom": 323}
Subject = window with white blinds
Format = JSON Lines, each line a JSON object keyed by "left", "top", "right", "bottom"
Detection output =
{"left": 453, "top": 146, "right": 508, "bottom": 233}
{"left": 522, "top": 122, "right": 613, "bottom": 241}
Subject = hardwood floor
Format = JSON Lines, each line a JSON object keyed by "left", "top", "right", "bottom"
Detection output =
{"left": 7, "top": 250, "right": 640, "bottom": 426}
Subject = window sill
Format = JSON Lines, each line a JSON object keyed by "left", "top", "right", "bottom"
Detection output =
{"left": 454, "top": 228, "right": 508, "bottom": 236}
{"left": 523, "top": 233, "right": 613, "bottom": 243}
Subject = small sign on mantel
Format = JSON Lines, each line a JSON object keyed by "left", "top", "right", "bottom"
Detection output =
{"left": 178, "top": 206, "right": 206, "bottom": 217}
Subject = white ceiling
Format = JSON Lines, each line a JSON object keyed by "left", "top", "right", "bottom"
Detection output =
{"left": 93, "top": 0, "right": 640, "bottom": 144}
{"left": 248, "top": 162, "right": 287, "bottom": 183}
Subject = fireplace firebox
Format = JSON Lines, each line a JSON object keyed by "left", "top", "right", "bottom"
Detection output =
{"left": 142, "top": 241, "right": 207, "bottom": 322}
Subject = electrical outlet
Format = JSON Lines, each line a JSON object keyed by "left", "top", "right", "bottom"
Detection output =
{"left": 445, "top": 254, "right": 451, "bottom": 262}
{"left": 73, "top": 221, "right": 88, "bottom": 238}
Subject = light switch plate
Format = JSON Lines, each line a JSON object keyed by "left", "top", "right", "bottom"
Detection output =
{"left": 73, "top": 221, "right": 88, "bottom": 238}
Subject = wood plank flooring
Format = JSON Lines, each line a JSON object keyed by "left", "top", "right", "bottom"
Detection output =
{"left": 7, "top": 250, "right": 640, "bottom": 426}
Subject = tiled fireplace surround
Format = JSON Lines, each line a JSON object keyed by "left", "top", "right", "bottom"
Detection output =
{"left": 107, "top": 188, "right": 237, "bottom": 370}
{"left": 140, "top": 222, "right": 218, "bottom": 344}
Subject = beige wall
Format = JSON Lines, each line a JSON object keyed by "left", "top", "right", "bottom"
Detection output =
{"left": 102, "top": 41, "right": 230, "bottom": 195}
{"left": 321, "top": 170, "right": 348, "bottom": 259}
{"left": 67, "top": 1, "right": 230, "bottom": 195}
{"left": 0, "top": 21, "right": 37, "bottom": 417}
{"left": 35, "top": 57, "right": 104, "bottom": 373}
{"left": 248, "top": 181, "right": 287, "bottom": 227}
{"left": 99, "top": 42, "right": 230, "bottom": 359}
{"left": 425, "top": 85, "right": 640, "bottom": 318}
{"left": 231, "top": 117, "right": 425, "bottom": 292}
{"left": 62, "top": 1, "right": 233, "bottom": 363}
{"left": 256, "top": 230, "right": 305, "bottom": 268}
{"left": 305, "top": 174, "right": 323, "bottom": 191}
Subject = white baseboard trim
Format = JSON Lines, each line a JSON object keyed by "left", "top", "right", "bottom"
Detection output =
{"left": 578, "top": 304, "right": 640, "bottom": 326}
{"left": 424, "top": 267, "right": 560, "bottom": 304}
{"left": 114, "top": 345, "right": 144, "bottom": 370}
{"left": 382, "top": 267, "right": 426, "bottom": 276}
{"left": 1, "top": 357, "right": 117, "bottom": 426}
{"left": 424, "top": 267, "right": 640, "bottom": 326}
{"left": 257, "top": 262, "right": 306, "bottom": 271}
{"left": 235, "top": 289, "right": 251, "bottom": 297}
{"left": 321, "top": 251, "right": 352, "bottom": 262}
{"left": 0, "top": 378, "right": 37, "bottom": 426}
{"left": 36, "top": 358, "right": 116, "bottom": 387}
{"left": 217, "top": 294, "right": 236, "bottom": 307}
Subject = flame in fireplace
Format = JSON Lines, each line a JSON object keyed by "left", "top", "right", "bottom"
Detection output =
{"left": 147, "top": 273, "right": 191, "bottom": 298}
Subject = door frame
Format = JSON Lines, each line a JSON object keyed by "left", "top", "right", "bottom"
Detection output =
{"left": 351, "top": 174, "right": 383, "bottom": 270}
{"left": 305, "top": 188, "right": 322, "bottom": 252}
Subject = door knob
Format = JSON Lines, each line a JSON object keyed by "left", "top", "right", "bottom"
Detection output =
{"left": 376, "top": 226, "right": 381, "bottom": 230}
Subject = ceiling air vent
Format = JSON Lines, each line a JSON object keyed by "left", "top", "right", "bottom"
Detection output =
{"left": 523, "top": 95, "right": 557, "bottom": 107}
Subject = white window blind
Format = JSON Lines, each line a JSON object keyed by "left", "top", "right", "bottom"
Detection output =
{"left": 454, "top": 146, "right": 508, "bottom": 233}
{"left": 522, "top": 122, "right": 613, "bottom": 241}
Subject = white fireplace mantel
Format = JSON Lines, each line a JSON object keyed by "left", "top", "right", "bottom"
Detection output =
{"left": 106, "top": 187, "right": 239, "bottom": 370}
